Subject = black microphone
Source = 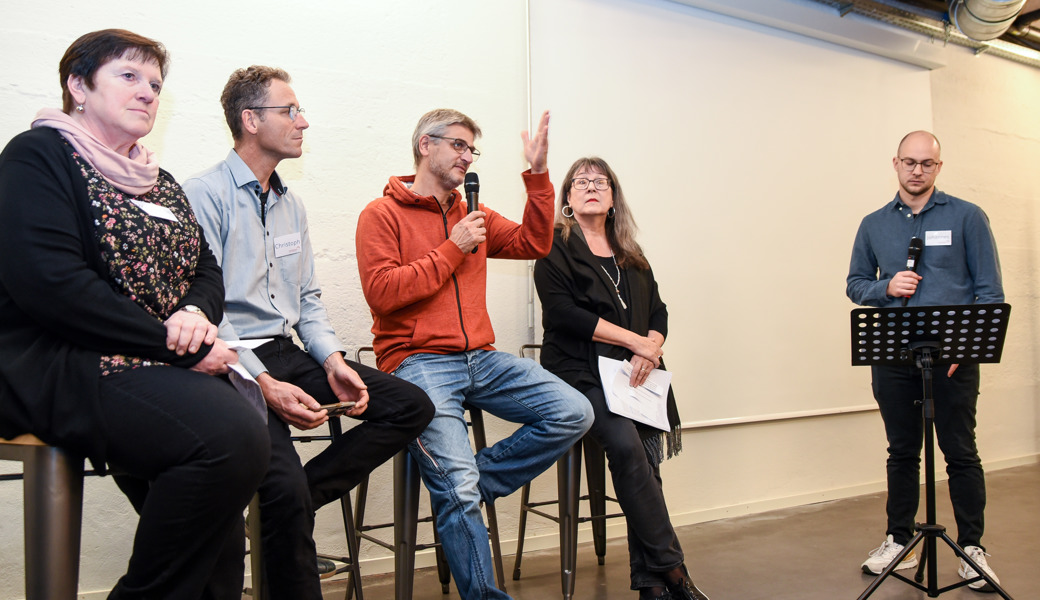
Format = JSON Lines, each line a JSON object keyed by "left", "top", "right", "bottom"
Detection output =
{"left": 464, "top": 172, "right": 480, "bottom": 254}
{"left": 901, "top": 236, "right": 924, "bottom": 306}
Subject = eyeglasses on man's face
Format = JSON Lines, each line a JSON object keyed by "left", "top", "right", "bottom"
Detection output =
{"left": 247, "top": 105, "right": 306, "bottom": 122}
{"left": 571, "top": 177, "right": 610, "bottom": 190}
{"left": 898, "top": 158, "right": 939, "bottom": 173}
{"left": 428, "top": 135, "right": 480, "bottom": 161}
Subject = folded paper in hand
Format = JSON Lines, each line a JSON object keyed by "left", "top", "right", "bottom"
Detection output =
{"left": 597, "top": 356, "right": 671, "bottom": 431}
{"left": 226, "top": 339, "right": 271, "bottom": 421}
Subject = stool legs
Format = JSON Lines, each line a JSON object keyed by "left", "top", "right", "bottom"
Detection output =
{"left": 246, "top": 495, "right": 266, "bottom": 600}
{"left": 583, "top": 436, "right": 609, "bottom": 565}
{"left": 511, "top": 482, "right": 532, "bottom": 580}
{"left": 557, "top": 443, "right": 582, "bottom": 600}
{"left": 346, "top": 476, "right": 371, "bottom": 600}
{"left": 393, "top": 451, "right": 421, "bottom": 600}
{"left": 23, "top": 444, "right": 84, "bottom": 600}
{"left": 467, "top": 408, "right": 507, "bottom": 593}
{"left": 338, "top": 493, "right": 364, "bottom": 600}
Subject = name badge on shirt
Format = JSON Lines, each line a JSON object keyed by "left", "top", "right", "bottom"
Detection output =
{"left": 925, "top": 230, "right": 952, "bottom": 246}
{"left": 130, "top": 199, "right": 179, "bottom": 222}
{"left": 274, "top": 232, "right": 302, "bottom": 258}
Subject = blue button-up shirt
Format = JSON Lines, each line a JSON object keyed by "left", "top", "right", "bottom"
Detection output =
{"left": 846, "top": 189, "right": 1003, "bottom": 308}
{"left": 183, "top": 150, "right": 343, "bottom": 377}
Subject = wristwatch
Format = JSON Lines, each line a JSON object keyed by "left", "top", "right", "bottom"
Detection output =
{"left": 179, "top": 304, "right": 208, "bottom": 321}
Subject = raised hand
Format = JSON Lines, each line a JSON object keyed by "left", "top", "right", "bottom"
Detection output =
{"left": 522, "top": 110, "right": 550, "bottom": 174}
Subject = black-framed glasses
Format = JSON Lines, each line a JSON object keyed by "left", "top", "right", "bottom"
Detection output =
{"left": 571, "top": 177, "right": 610, "bottom": 190}
{"left": 246, "top": 105, "right": 306, "bottom": 121}
{"left": 428, "top": 135, "right": 480, "bottom": 161}
{"left": 898, "top": 158, "right": 939, "bottom": 173}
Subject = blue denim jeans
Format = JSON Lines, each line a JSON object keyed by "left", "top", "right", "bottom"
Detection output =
{"left": 394, "top": 350, "right": 593, "bottom": 600}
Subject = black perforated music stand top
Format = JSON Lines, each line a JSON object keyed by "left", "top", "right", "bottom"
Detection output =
{"left": 850, "top": 303, "right": 1011, "bottom": 367}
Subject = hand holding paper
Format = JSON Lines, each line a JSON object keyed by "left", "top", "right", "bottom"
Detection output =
{"left": 598, "top": 356, "right": 672, "bottom": 431}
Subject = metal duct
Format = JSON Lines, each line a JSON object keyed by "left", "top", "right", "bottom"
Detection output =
{"left": 808, "top": 0, "right": 1040, "bottom": 69}
{"left": 949, "top": 0, "right": 1027, "bottom": 40}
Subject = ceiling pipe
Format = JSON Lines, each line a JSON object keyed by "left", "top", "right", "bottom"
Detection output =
{"left": 807, "top": 0, "right": 1040, "bottom": 68}
{"left": 949, "top": 0, "right": 1027, "bottom": 40}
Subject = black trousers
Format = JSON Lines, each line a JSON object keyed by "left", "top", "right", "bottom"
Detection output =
{"left": 872, "top": 363, "right": 986, "bottom": 548}
{"left": 581, "top": 384, "right": 684, "bottom": 590}
{"left": 252, "top": 338, "right": 434, "bottom": 599}
{"left": 100, "top": 366, "right": 270, "bottom": 600}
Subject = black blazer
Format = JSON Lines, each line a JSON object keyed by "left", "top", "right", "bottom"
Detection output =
{"left": 533, "top": 226, "right": 679, "bottom": 430}
{"left": 0, "top": 127, "right": 224, "bottom": 468}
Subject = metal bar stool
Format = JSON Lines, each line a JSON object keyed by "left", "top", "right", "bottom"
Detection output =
{"left": 512, "top": 344, "right": 625, "bottom": 599}
{"left": 0, "top": 434, "right": 85, "bottom": 600}
{"left": 244, "top": 417, "right": 364, "bottom": 600}
{"left": 347, "top": 347, "right": 507, "bottom": 600}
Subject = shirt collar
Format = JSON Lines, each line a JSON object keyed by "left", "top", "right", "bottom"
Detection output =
{"left": 225, "top": 149, "right": 288, "bottom": 196}
{"left": 890, "top": 188, "right": 946, "bottom": 213}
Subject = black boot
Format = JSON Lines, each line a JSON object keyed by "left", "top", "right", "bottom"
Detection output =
{"left": 666, "top": 565, "right": 710, "bottom": 600}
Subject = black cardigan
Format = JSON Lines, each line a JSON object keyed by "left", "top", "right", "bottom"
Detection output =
{"left": 0, "top": 127, "right": 225, "bottom": 468}
{"left": 533, "top": 227, "right": 680, "bottom": 435}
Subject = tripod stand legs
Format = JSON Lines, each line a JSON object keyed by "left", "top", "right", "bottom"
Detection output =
{"left": 857, "top": 523, "right": 1014, "bottom": 599}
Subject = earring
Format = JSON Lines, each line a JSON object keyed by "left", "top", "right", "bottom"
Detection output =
{"left": 76, "top": 104, "right": 84, "bottom": 112}
{"left": 607, "top": 206, "right": 616, "bottom": 219}
{"left": 562, "top": 205, "right": 574, "bottom": 218}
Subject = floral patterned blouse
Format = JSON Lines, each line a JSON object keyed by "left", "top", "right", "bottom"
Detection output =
{"left": 70, "top": 146, "right": 205, "bottom": 376}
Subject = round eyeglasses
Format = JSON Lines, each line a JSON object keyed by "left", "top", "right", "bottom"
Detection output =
{"left": 428, "top": 135, "right": 480, "bottom": 161}
{"left": 898, "top": 158, "right": 939, "bottom": 173}
{"left": 246, "top": 105, "right": 306, "bottom": 121}
{"left": 571, "top": 178, "right": 610, "bottom": 190}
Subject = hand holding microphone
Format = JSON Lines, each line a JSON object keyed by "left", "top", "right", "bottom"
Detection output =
{"left": 450, "top": 172, "right": 485, "bottom": 254}
{"left": 465, "top": 173, "right": 481, "bottom": 254}
{"left": 891, "top": 236, "right": 924, "bottom": 306}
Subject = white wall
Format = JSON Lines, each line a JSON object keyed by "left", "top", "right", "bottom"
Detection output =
{"left": 1, "top": 0, "right": 1037, "bottom": 597}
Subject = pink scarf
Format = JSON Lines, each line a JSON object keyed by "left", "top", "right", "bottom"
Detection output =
{"left": 31, "top": 108, "right": 159, "bottom": 196}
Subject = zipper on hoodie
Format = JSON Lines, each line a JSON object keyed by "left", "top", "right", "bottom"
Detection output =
{"left": 438, "top": 197, "right": 471, "bottom": 350}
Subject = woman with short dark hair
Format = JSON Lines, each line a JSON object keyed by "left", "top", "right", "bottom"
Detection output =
{"left": 0, "top": 29, "right": 269, "bottom": 598}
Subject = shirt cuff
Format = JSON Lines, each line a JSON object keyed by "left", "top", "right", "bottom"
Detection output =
{"left": 521, "top": 169, "right": 552, "bottom": 192}
{"left": 238, "top": 349, "right": 268, "bottom": 379}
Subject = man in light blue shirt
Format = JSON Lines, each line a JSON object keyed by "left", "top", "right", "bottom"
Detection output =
{"left": 184, "top": 66, "right": 433, "bottom": 599}
{"left": 847, "top": 131, "right": 1003, "bottom": 591}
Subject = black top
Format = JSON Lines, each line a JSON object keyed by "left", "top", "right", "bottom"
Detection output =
{"left": 533, "top": 226, "right": 679, "bottom": 432}
{"left": 0, "top": 127, "right": 225, "bottom": 468}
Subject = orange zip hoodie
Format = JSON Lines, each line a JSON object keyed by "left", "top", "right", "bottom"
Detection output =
{"left": 356, "top": 170, "right": 555, "bottom": 373}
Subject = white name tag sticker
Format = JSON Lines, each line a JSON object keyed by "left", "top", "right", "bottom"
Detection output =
{"left": 273, "top": 232, "right": 302, "bottom": 258}
{"left": 130, "top": 199, "right": 179, "bottom": 222}
{"left": 925, "top": 230, "right": 952, "bottom": 246}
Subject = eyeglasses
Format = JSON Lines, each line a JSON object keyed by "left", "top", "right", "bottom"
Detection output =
{"left": 898, "top": 158, "right": 939, "bottom": 173}
{"left": 571, "top": 178, "right": 610, "bottom": 190}
{"left": 246, "top": 105, "right": 306, "bottom": 121}
{"left": 428, "top": 135, "right": 480, "bottom": 161}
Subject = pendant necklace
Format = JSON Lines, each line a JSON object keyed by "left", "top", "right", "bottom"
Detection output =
{"left": 600, "top": 253, "right": 627, "bottom": 310}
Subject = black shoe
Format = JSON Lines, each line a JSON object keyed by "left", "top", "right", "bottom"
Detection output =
{"left": 667, "top": 566, "right": 710, "bottom": 600}
{"left": 317, "top": 557, "right": 338, "bottom": 579}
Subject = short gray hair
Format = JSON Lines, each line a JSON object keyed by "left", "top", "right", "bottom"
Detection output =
{"left": 411, "top": 109, "right": 482, "bottom": 168}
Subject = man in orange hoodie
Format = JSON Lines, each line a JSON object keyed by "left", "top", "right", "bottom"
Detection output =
{"left": 356, "top": 109, "right": 593, "bottom": 599}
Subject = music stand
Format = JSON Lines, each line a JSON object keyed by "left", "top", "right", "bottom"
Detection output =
{"left": 850, "top": 303, "right": 1014, "bottom": 599}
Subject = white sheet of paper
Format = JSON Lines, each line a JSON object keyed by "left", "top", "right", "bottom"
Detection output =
{"left": 226, "top": 339, "right": 272, "bottom": 419}
{"left": 597, "top": 356, "right": 671, "bottom": 431}
{"left": 130, "top": 199, "right": 179, "bottom": 222}
{"left": 228, "top": 338, "right": 272, "bottom": 351}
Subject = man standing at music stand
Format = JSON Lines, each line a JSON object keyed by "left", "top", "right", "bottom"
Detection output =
{"left": 846, "top": 131, "right": 1004, "bottom": 591}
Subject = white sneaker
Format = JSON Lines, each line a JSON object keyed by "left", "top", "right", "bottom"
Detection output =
{"left": 958, "top": 545, "right": 999, "bottom": 592}
{"left": 861, "top": 535, "right": 919, "bottom": 575}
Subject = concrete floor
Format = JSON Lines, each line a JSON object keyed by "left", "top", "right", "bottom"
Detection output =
{"left": 320, "top": 463, "right": 1039, "bottom": 600}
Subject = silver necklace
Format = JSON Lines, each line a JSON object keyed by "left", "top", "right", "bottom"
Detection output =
{"left": 600, "top": 253, "right": 627, "bottom": 310}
